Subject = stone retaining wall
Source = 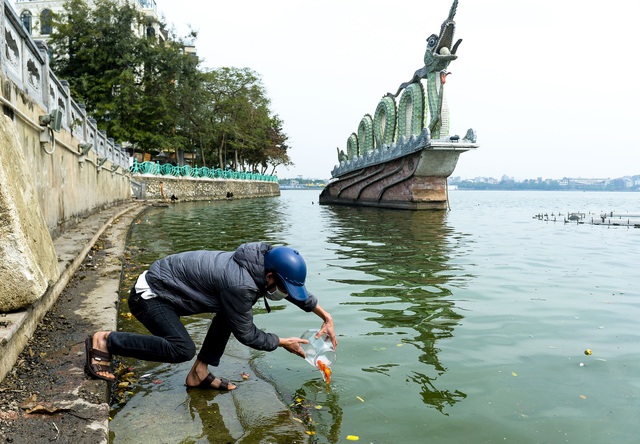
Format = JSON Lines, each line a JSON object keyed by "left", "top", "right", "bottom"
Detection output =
{"left": 133, "top": 175, "right": 280, "bottom": 202}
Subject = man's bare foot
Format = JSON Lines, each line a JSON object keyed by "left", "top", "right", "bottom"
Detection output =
{"left": 85, "top": 332, "right": 115, "bottom": 380}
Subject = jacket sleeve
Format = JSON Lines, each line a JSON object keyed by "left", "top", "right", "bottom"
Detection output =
{"left": 285, "top": 291, "right": 318, "bottom": 312}
{"left": 219, "top": 286, "right": 280, "bottom": 351}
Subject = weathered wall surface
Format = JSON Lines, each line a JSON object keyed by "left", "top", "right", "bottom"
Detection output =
{"left": 134, "top": 175, "right": 280, "bottom": 202}
{"left": 0, "top": 114, "right": 59, "bottom": 311}
{"left": 0, "top": 1, "right": 130, "bottom": 312}
{"left": 5, "top": 75, "right": 132, "bottom": 238}
{"left": 1, "top": 2, "right": 131, "bottom": 238}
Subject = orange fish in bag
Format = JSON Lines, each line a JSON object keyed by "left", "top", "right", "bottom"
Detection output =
{"left": 316, "top": 360, "right": 332, "bottom": 383}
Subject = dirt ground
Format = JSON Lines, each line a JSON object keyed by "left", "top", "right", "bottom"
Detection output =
{"left": 0, "top": 221, "right": 129, "bottom": 443}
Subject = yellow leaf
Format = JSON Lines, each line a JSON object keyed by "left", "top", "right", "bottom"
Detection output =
{"left": 512, "top": 372, "right": 518, "bottom": 377}
{"left": 306, "top": 431, "right": 316, "bottom": 436}
{"left": 315, "top": 405, "right": 323, "bottom": 410}
{"left": 346, "top": 435, "right": 360, "bottom": 441}
{"left": 292, "top": 417, "right": 303, "bottom": 423}
{"left": 356, "top": 396, "right": 365, "bottom": 402}
{"left": 580, "top": 395, "right": 587, "bottom": 399}
{"left": 396, "top": 344, "right": 403, "bottom": 347}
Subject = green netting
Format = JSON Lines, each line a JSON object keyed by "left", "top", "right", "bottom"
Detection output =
{"left": 130, "top": 159, "right": 278, "bottom": 182}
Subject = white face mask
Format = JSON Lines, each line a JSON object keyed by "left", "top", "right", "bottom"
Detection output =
{"left": 266, "top": 288, "right": 288, "bottom": 301}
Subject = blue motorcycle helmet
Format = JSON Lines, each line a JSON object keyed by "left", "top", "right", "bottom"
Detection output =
{"left": 264, "top": 246, "right": 309, "bottom": 301}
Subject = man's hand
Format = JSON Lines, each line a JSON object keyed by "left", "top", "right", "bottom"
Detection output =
{"left": 318, "top": 318, "right": 337, "bottom": 349}
{"left": 279, "top": 337, "right": 309, "bottom": 358}
{"left": 313, "top": 304, "right": 338, "bottom": 349}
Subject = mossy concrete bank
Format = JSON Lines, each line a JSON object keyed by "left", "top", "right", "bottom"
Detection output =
{"left": 132, "top": 175, "right": 280, "bottom": 201}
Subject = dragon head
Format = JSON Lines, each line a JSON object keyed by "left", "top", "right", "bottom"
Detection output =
{"left": 423, "top": 0, "right": 462, "bottom": 73}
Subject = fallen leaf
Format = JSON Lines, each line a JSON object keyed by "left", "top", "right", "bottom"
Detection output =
{"left": 306, "top": 431, "right": 316, "bottom": 436}
{"left": 19, "top": 395, "right": 69, "bottom": 415}
{"left": 512, "top": 372, "right": 518, "bottom": 377}
{"left": 346, "top": 435, "right": 360, "bottom": 441}
{"left": 580, "top": 395, "right": 587, "bottom": 400}
{"left": 356, "top": 396, "right": 365, "bottom": 402}
{"left": 314, "top": 405, "right": 323, "bottom": 410}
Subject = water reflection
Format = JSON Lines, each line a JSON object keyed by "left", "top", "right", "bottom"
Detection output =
{"left": 186, "top": 392, "right": 235, "bottom": 443}
{"left": 133, "top": 197, "right": 285, "bottom": 255}
{"left": 324, "top": 206, "right": 470, "bottom": 413}
{"left": 289, "top": 381, "right": 343, "bottom": 444}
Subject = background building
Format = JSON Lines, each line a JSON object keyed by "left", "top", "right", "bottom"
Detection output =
{"left": 11, "top": 0, "right": 165, "bottom": 42}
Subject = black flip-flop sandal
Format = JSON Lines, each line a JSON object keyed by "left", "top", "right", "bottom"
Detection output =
{"left": 84, "top": 337, "right": 113, "bottom": 382}
{"left": 186, "top": 372, "right": 235, "bottom": 391}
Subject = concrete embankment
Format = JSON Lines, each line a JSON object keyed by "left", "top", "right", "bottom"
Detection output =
{"left": 0, "top": 200, "right": 306, "bottom": 443}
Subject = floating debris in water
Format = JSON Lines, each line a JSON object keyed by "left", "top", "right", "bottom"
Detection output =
{"left": 533, "top": 211, "right": 640, "bottom": 227}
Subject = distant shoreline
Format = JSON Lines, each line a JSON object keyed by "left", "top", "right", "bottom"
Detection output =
{"left": 279, "top": 186, "right": 324, "bottom": 190}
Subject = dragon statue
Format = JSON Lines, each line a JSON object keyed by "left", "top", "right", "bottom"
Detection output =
{"left": 387, "top": 0, "right": 462, "bottom": 135}
{"left": 323, "top": 0, "right": 476, "bottom": 210}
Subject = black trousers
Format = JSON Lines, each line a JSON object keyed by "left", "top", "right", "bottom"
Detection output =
{"left": 107, "top": 287, "right": 232, "bottom": 366}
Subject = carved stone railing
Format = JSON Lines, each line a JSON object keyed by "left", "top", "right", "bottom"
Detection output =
{"left": 1, "top": 0, "right": 129, "bottom": 170}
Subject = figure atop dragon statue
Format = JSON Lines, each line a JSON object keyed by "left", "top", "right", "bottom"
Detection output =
{"left": 388, "top": 0, "right": 461, "bottom": 100}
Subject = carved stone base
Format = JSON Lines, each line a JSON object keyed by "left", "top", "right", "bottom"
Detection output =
{"left": 320, "top": 144, "right": 472, "bottom": 210}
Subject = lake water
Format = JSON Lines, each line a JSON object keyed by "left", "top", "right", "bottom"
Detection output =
{"left": 110, "top": 190, "right": 640, "bottom": 443}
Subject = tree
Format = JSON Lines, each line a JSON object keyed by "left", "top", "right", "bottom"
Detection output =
{"left": 48, "top": 1, "right": 291, "bottom": 172}
{"left": 49, "top": 0, "right": 201, "bottom": 153}
{"left": 190, "top": 67, "right": 292, "bottom": 171}
{"left": 50, "top": 0, "right": 146, "bottom": 129}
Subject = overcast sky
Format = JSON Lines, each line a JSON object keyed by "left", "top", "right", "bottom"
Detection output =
{"left": 157, "top": 0, "right": 640, "bottom": 180}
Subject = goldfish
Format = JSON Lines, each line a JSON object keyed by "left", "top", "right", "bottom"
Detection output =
{"left": 316, "top": 360, "right": 332, "bottom": 383}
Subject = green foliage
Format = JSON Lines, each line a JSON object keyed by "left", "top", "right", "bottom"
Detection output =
{"left": 186, "top": 67, "right": 291, "bottom": 172}
{"left": 48, "top": 0, "right": 292, "bottom": 171}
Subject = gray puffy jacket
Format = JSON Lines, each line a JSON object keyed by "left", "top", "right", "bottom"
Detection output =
{"left": 144, "top": 242, "right": 318, "bottom": 351}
